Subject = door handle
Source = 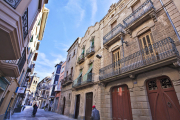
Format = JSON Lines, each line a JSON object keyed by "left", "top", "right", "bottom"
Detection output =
{"left": 167, "top": 102, "right": 172, "bottom": 108}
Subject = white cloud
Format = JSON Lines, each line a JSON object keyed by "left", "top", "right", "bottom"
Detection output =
{"left": 90, "top": 0, "right": 97, "bottom": 25}
{"left": 34, "top": 52, "right": 66, "bottom": 80}
{"left": 64, "top": 0, "right": 85, "bottom": 27}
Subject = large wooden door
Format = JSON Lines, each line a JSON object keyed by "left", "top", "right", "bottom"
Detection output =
{"left": 85, "top": 92, "right": 93, "bottom": 120}
{"left": 75, "top": 95, "right": 80, "bottom": 119}
{"left": 112, "top": 85, "right": 132, "bottom": 120}
{"left": 147, "top": 76, "right": 180, "bottom": 120}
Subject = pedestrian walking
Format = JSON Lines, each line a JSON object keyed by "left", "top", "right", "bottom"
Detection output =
{"left": 32, "top": 103, "right": 38, "bottom": 117}
{"left": 91, "top": 105, "right": 100, "bottom": 120}
{"left": 22, "top": 104, "right": 26, "bottom": 111}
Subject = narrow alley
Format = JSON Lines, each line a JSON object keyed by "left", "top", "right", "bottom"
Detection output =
{"left": 10, "top": 106, "right": 75, "bottom": 120}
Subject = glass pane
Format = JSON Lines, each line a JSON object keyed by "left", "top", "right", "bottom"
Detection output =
{"left": 148, "top": 80, "right": 157, "bottom": 90}
{"left": 160, "top": 78, "right": 172, "bottom": 89}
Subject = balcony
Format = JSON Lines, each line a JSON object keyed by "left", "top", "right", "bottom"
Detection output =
{"left": 123, "top": 0, "right": 155, "bottom": 31}
{"left": 77, "top": 54, "right": 85, "bottom": 64}
{"left": 55, "top": 84, "right": 61, "bottom": 92}
{"left": 0, "top": 49, "right": 26, "bottom": 77}
{"left": 62, "top": 74, "right": 73, "bottom": 86}
{"left": 103, "top": 23, "right": 124, "bottom": 47}
{"left": 99, "top": 37, "right": 179, "bottom": 83}
{"left": 72, "top": 73, "right": 94, "bottom": 89}
{"left": 86, "top": 46, "right": 95, "bottom": 58}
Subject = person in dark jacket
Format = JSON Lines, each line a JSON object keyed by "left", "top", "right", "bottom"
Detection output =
{"left": 32, "top": 103, "right": 38, "bottom": 117}
{"left": 91, "top": 105, "right": 100, "bottom": 120}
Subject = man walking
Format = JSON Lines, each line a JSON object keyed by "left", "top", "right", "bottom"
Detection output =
{"left": 91, "top": 105, "right": 100, "bottom": 120}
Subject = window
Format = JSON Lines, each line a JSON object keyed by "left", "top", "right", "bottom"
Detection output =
{"left": 82, "top": 47, "right": 85, "bottom": 55}
{"left": 111, "top": 20, "right": 117, "bottom": 29}
{"left": 139, "top": 31, "right": 154, "bottom": 57}
{"left": 113, "top": 49, "right": 120, "bottom": 70}
{"left": 71, "top": 67, "right": 73, "bottom": 76}
{"left": 73, "top": 50, "right": 76, "bottom": 56}
{"left": 30, "top": 36, "right": 33, "bottom": 42}
{"left": 132, "top": 0, "right": 141, "bottom": 11}
{"left": 61, "top": 67, "right": 64, "bottom": 73}
{"left": 69, "top": 93, "right": 71, "bottom": 99}
{"left": 91, "top": 38, "right": 94, "bottom": 47}
{"left": 68, "top": 55, "right": 71, "bottom": 61}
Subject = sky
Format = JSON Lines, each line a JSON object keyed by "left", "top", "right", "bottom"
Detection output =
{"left": 34, "top": 0, "right": 119, "bottom": 80}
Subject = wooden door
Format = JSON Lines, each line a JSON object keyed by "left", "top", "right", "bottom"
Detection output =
{"left": 147, "top": 76, "right": 180, "bottom": 120}
{"left": 112, "top": 85, "right": 133, "bottom": 120}
{"left": 85, "top": 93, "right": 93, "bottom": 120}
{"left": 75, "top": 95, "right": 80, "bottom": 119}
{"left": 62, "top": 97, "right": 65, "bottom": 115}
{"left": 113, "top": 49, "right": 120, "bottom": 72}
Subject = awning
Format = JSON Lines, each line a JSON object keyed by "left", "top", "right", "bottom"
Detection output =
{"left": 83, "top": 64, "right": 93, "bottom": 82}
{"left": 73, "top": 72, "right": 82, "bottom": 85}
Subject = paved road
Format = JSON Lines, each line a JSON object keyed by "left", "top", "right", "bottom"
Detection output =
{"left": 10, "top": 106, "right": 75, "bottom": 120}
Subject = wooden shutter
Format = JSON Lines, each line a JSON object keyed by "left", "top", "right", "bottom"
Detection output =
{"left": 113, "top": 49, "right": 120, "bottom": 71}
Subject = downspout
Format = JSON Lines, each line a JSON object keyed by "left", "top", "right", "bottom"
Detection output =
{"left": 159, "top": 0, "right": 180, "bottom": 41}
{"left": 121, "top": 35, "right": 125, "bottom": 58}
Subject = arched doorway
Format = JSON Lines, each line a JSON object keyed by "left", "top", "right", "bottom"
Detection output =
{"left": 146, "top": 76, "right": 180, "bottom": 120}
{"left": 111, "top": 85, "right": 132, "bottom": 120}
{"left": 62, "top": 97, "right": 66, "bottom": 115}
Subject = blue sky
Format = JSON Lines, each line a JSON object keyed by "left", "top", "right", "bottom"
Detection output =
{"left": 34, "top": 0, "right": 119, "bottom": 80}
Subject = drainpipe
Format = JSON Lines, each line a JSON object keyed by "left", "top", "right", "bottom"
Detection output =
{"left": 121, "top": 35, "right": 125, "bottom": 58}
{"left": 159, "top": 0, "right": 180, "bottom": 41}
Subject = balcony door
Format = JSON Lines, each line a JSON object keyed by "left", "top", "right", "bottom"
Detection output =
{"left": 113, "top": 49, "right": 120, "bottom": 73}
{"left": 139, "top": 31, "right": 157, "bottom": 61}
{"left": 146, "top": 76, "right": 180, "bottom": 120}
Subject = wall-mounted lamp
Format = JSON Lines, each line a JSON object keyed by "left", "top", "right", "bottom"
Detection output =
{"left": 96, "top": 54, "right": 102, "bottom": 59}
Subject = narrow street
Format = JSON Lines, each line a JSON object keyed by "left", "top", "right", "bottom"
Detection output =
{"left": 10, "top": 106, "right": 75, "bottom": 120}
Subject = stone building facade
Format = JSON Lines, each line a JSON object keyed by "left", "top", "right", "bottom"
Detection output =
{"left": 60, "top": 38, "right": 80, "bottom": 116}
{"left": 59, "top": 0, "right": 180, "bottom": 120}
{"left": 99, "top": 0, "right": 180, "bottom": 120}
{"left": 69, "top": 22, "right": 103, "bottom": 120}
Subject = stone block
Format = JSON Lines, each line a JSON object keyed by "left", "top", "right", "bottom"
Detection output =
{"left": 132, "top": 109, "right": 151, "bottom": 116}
{"left": 131, "top": 102, "right": 150, "bottom": 109}
{"left": 130, "top": 96, "right": 148, "bottom": 102}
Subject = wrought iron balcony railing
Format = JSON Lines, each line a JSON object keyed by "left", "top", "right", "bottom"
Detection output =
{"left": 77, "top": 54, "right": 85, "bottom": 64}
{"left": 4, "top": 0, "right": 22, "bottom": 9}
{"left": 1, "top": 48, "right": 26, "bottom": 73}
{"left": 86, "top": 46, "right": 95, "bottom": 58}
{"left": 99, "top": 37, "right": 179, "bottom": 81}
{"left": 103, "top": 23, "right": 124, "bottom": 45}
{"left": 72, "top": 73, "right": 94, "bottom": 88}
{"left": 61, "top": 74, "right": 73, "bottom": 86}
{"left": 22, "top": 8, "right": 28, "bottom": 40}
{"left": 123, "top": 0, "right": 154, "bottom": 28}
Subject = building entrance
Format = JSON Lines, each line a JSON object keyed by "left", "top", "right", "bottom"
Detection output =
{"left": 147, "top": 76, "right": 180, "bottom": 120}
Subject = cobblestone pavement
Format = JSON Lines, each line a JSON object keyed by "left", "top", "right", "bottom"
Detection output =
{"left": 10, "top": 106, "right": 75, "bottom": 120}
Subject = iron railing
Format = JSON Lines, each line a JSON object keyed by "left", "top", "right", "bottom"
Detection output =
{"left": 4, "top": 0, "right": 21, "bottom": 9}
{"left": 61, "top": 74, "right": 72, "bottom": 85}
{"left": 22, "top": 8, "right": 28, "bottom": 40}
{"left": 86, "top": 46, "right": 95, "bottom": 56}
{"left": 123, "top": 0, "right": 154, "bottom": 27}
{"left": 72, "top": 73, "right": 94, "bottom": 87}
{"left": 99, "top": 37, "right": 179, "bottom": 80}
{"left": 103, "top": 23, "right": 124, "bottom": 44}
{"left": 77, "top": 54, "right": 85, "bottom": 63}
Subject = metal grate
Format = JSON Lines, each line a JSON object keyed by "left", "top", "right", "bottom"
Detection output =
{"left": 160, "top": 78, "right": 172, "bottom": 89}
{"left": 148, "top": 80, "right": 157, "bottom": 90}
{"left": 4, "top": 0, "right": 21, "bottom": 9}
